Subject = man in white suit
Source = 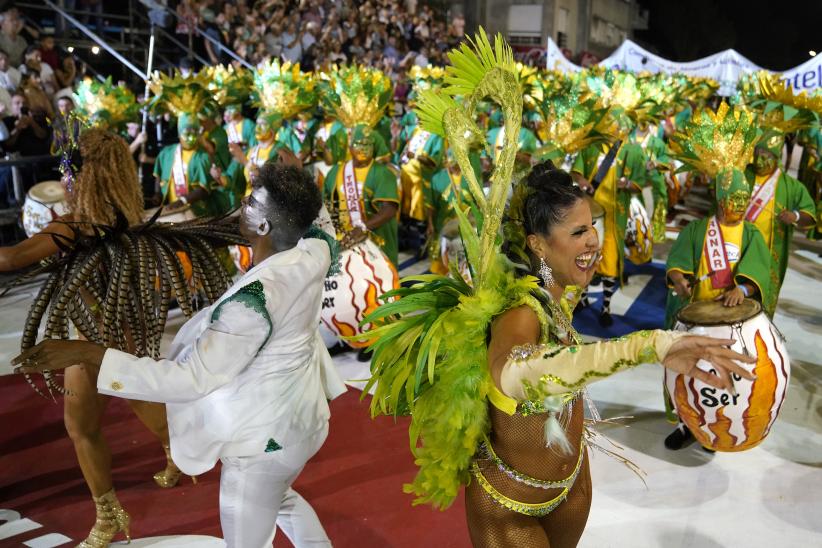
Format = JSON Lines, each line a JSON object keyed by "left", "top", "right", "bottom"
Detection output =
{"left": 14, "top": 163, "right": 346, "bottom": 547}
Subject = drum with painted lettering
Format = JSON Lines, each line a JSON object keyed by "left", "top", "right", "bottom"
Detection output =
{"left": 321, "top": 238, "right": 399, "bottom": 348}
{"left": 665, "top": 299, "right": 790, "bottom": 452}
{"left": 588, "top": 197, "right": 605, "bottom": 250}
{"left": 22, "top": 181, "right": 69, "bottom": 237}
{"left": 624, "top": 196, "right": 653, "bottom": 265}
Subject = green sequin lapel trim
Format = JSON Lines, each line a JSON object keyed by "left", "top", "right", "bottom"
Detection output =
{"left": 304, "top": 225, "right": 341, "bottom": 277}
{"left": 211, "top": 280, "right": 273, "bottom": 352}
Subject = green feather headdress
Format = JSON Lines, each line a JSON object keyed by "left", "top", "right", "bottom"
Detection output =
{"left": 669, "top": 101, "right": 759, "bottom": 198}
{"left": 205, "top": 64, "right": 253, "bottom": 108}
{"left": 317, "top": 64, "right": 393, "bottom": 129}
{"left": 740, "top": 72, "right": 822, "bottom": 134}
{"left": 148, "top": 70, "right": 217, "bottom": 119}
{"left": 251, "top": 59, "right": 318, "bottom": 120}
{"left": 73, "top": 76, "right": 140, "bottom": 129}
{"left": 354, "top": 28, "right": 538, "bottom": 510}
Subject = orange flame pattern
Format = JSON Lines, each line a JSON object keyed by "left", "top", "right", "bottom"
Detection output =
{"left": 674, "top": 329, "right": 780, "bottom": 452}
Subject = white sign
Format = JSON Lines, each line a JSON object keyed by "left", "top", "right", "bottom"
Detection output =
{"left": 546, "top": 38, "right": 822, "bottom": 96}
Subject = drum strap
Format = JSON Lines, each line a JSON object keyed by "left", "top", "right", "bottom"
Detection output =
{"left": 745, "top": 170, "right": 778, "bottom": 222}
{"left": 592, "top": 139, "right": 622, "bottom": 190}
{"left": 343, "top": 161, "right": 367, "bottom": 230}
{"left": 402, "top": 128, "right": 431, "bottom": 164}
{"left": 172, "top": 145, "right": 189, "bottom": 198}
{"left": 705, "top": 216, "right": 733, "bottom": 290}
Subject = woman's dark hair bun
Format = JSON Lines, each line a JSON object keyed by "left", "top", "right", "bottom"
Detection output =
{"left": 521, "top": 160, "right": 585, "bottom": 237}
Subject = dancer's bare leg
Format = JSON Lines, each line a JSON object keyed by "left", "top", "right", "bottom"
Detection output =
{"left": 64, "top": 363, "right": 112, "bottom": 497}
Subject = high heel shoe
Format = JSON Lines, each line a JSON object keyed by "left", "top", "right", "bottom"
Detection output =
{"left": 77, "top": 488, "right": 131, "bottom": 547}
{"left": 153, "top": 444, "right": 196, "bottom": 488}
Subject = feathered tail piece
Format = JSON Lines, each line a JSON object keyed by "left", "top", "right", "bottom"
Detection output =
{"left": 2, "top": 211, "right": 247, "bottom": 397}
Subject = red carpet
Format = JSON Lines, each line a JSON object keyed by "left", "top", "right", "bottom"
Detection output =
{"left": 0, "top": 374, "right": 471, "bottom": 547}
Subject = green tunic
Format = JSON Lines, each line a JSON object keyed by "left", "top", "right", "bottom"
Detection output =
{"left": 153, "top": 144, "right": 215, "bottom": 217}
{"left": 207, "top": 125, "right": 232, "bottom": 170}
{"left": 664, "top": 217, "right": 772, "bottom": 327}
{"left": 211, "top": 159, "right": 247, "bottom": 214}
{"left": 747, "top": 170, "right": 816, "bottom": 315}
{"left": 324, "top": 161, "right": 400, "bottom": 265}
{"left": 427, "top": 153, "right": 482, "bottom": 236}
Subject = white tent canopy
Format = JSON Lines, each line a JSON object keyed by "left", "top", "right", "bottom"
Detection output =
{"left": 545, "top": 38, "right": 822, "bottom": 96}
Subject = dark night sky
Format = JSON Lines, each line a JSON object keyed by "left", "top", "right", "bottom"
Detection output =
{"left": 635, "top": 0, "right": 821, "bottom": 70}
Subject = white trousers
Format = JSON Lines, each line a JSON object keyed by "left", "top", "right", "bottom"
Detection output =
{"left": 219, "top": 424, "right": 331, "bottom": 548}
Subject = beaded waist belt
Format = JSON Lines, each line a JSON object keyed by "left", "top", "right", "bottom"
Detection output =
{"left": 470, "top": 438, "right": 585, "bottom": 517}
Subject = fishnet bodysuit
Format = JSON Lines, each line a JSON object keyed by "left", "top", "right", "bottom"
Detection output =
{"left": 465, "top": 398, "right": 592, "bottom": 548}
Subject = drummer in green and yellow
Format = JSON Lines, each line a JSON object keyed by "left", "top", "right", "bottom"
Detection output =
{"left": 153, "top": 113, "right": 216, "bottom": 216}
{"left": 743, "top": 133, "right": 816, "bottom": 316}
{"left": 322, "top": 125, "right": 400, "bottom": 265}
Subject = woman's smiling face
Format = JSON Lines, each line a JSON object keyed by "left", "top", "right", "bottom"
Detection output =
{"left": 528, "top": 198, "right": 601, "bottom": 289}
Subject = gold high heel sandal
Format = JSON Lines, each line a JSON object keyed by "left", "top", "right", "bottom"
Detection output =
{"left": 77, "top": 488, "right": 131, "bottom": 547}
{"left": 153, "top": 445, "right": 197, "bottom": 488}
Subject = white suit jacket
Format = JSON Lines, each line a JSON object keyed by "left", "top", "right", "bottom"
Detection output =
{"left": 97, "top": 238, "right": 347, "bottom": 475}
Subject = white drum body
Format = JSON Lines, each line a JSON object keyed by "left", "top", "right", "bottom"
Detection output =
{"left": 321, "top": 239, "right": 398, "bottom": 348}
{"left": 665, "top": 303, "right": 790, "bottom": 452}
{"left": 624, "top": 196, "right": 653, "bottom": 264}
{"left": 22, "top": 181, "right": 68, "bottom": 237}
{"left": 230, "top": 238, "right": 399, "bottom": 349}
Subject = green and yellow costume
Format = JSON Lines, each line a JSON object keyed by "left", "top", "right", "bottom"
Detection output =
{"left": 355, "top": 31, "right": 685, "bottom": 528}
{"left": 148, "top": 71, "right": 220, "bottom": 216}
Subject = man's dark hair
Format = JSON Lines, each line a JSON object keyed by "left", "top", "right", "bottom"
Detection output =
{"left": 254, "top": 163, "right": 322, "bottom": 244}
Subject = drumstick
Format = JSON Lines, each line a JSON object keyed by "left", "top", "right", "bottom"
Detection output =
{"left": 672, "top": 271, "right": 715, "bottom": 297}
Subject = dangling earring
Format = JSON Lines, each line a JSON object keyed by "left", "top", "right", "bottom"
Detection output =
{"left": 538, "top": 257, "right": 555, "bottom": 287}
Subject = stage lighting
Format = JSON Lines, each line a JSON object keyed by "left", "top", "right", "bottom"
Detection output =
{"left": 91, "top": 46, "right": 100, "bottom": 55}
{"left": 810, "top": 50, "right": 817, "bottom": 57}
{"left": 67, "top": 46, "right": 74, "bottom": 53}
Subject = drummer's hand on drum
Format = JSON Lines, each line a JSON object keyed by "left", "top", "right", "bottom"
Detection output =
{"left": 662, "top": 336, "right": 756, "bottom": 391}
{"left": 342, "top": 227, "right": 368, "bottom": 248}
{"left": 717, "top": 286, "right": 745, "bottom": 307}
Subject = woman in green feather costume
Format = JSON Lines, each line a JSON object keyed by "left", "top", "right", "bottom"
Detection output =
{"left": 357, "top": 30, "right": 756, "bottom": 547}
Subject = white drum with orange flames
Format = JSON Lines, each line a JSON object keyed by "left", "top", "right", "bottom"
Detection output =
{"left": 22, "top": 181, "right": 69, "bottom": 237}
{"left": 321, "top": 239, "right": 398, "bottom": 348}
{"left": 665, "top": 299, "right": 790, "bottom": 452}
{"left": 230, "top": 238, "right": 398, "bottom": 349}
{"left": 624, "top": 196, "right": 653, "bottom": 265}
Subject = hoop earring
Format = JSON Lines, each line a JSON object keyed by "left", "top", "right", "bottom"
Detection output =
{"left": 538, "top": 257, "right": 555, "bottom": 287}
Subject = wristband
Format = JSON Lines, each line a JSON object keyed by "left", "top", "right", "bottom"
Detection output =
{"left": 739, "top": 284, "right": 750, "bottom": 297}
{"left": 793, "top": 210, "right": 801, "bottom": 224}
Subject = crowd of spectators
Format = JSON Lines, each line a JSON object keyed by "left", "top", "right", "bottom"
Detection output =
{"left": 172, "top": 0, "right": 466, "bottom": 76}
{"left": 0, "top": 8, "right": 82, "bottom": 208}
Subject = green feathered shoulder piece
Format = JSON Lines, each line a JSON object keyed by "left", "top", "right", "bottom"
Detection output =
{"left": 354, "top": 29, "right": 529, "bottom": 510}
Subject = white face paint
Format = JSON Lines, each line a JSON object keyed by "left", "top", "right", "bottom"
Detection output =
{"left": 241, "top": 186, "right": 271, "bottom": 237}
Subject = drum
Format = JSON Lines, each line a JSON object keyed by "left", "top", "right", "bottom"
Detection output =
{"left": 588, "top": 197, "right": 605, "bottom": 250}
{"left": 321, "top": 239, "right": 399, "bottom": 348}
{"left": 665, "top": 299, "right": 790, "bottom": 452}
{"left": 22, "top": 181, "right": 69, "bottom": 237}
{"left": 143, "top": 204, "right": 196, "bottom": 223}
{"left": 439, "top": 218, "right": 472, "bottom": 283}
{"left": 624, "top": 196, "right": 653, "bottom": 265}
{"left": 230, "top": 245, "right": 253, "bottom": 274}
